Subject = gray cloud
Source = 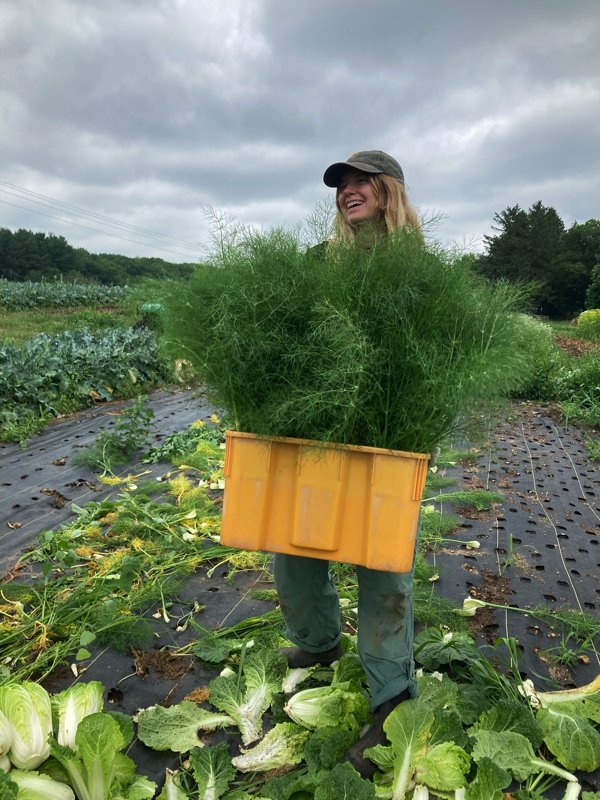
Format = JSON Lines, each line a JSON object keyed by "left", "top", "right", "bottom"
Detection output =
{"left": 0, "top": 0, "right": 598, "bottom": 259}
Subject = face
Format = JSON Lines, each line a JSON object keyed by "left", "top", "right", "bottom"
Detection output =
{"left": 337, "top": 169, "right": 381, "bottom": 226}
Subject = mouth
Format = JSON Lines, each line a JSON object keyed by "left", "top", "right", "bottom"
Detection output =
{"left": 346, "top": 200, "right": 363, "bottom": 210}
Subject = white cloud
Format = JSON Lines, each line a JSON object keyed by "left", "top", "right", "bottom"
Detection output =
{"left": 0, "top": 0, "right": 598, "bottom": 259}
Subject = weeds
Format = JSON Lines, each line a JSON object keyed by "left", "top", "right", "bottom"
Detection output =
{"left": 72, "top": 395, "right": 155, "bottom": 474}
{"left": 423, "top": 488, "right": 503, "bottom": 511}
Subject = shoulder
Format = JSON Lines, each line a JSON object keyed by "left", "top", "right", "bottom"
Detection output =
{"left": 306, "top": 241, "right": 328, "bottom": 261}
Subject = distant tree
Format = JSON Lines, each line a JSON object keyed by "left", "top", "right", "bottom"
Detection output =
{"left": 586, "top": 263, "right": 600, "bottom": 309}
{"left": 0, "top": 227, "right": 196, "bottom": 284}
{"left": 562, "top": 219, "right": 600, "bottom": 269}
{"left": 479, "top": 205, "right": 532, "bottom": 283}
{"left": 475, "top": 204, "right": 600, "bottom": 317}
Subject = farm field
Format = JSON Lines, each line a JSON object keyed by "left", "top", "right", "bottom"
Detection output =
{"left": 1, "top": 392, "right": 599, "bottom": 797}
{"left": 1, "top": 277, "right": 600, "bottom": 798}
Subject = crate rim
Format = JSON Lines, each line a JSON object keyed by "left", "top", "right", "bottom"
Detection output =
{"left": 224, "top": 429, "right": 430, "bottom": 461}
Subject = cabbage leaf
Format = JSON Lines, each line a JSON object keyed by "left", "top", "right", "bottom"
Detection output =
{"left": 231, "top": 723, "right": 309, "bottom": 773}
{"left": 188, "top": 741, "right": 235, "bottom": 798}
{"left": 136, "top": 701, "right": 234, "bottom": 752}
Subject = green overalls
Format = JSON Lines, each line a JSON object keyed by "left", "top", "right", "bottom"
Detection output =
{"left": 273, "top": 551, "right": 418, "bottom": 710}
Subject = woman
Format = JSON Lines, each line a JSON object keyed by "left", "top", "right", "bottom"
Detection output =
{"left": 274, "top": 150, "right": 421, "bottom": 778}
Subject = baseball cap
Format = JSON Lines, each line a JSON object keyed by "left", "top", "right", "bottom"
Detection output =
{"left": 323, "top": 150, "right": 405, "bottom": 187}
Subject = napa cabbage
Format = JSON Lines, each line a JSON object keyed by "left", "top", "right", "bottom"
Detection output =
{"left": 283, "top": 683, "right": 370, "bottom": 731}
{"left": 208, "top": 648, "right": 288, "bottom": 745}
{"left": 136, "top": 701, "right": 234, "bottom": 752}
{"left": 7, "top": 769, "right": 75, "bottom": 799}
{"left": 231, "top": 723, "right": 310, "bottom": 773}
{"left": 0, "top": 682, "right": 52, "bottom": 770}
{"left": 52, "top": 681, "right": 104, "bottom": 752}
{"left": 48, "top": 711, "right": 155, "bottom": 800}
{"left": 0, "top": 710, "right": 13, "bottom": 758}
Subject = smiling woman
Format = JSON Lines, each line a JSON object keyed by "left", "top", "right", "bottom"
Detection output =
{"left": 323, "top": 150, "right": 421, "bottom": 242}
{"left": 162, "top": 148, "right": 533, "bottom": 779}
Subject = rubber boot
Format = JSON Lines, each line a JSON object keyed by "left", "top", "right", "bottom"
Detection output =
{"left": 280, "top": 642, "right": 344, "bottom": 668}
{"left": 344, "top": 689, "right": 410, "bottom": 778}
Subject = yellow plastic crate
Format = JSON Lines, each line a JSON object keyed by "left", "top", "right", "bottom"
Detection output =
{"left": 221, "top": 431, "right": 429, "bottom": 572}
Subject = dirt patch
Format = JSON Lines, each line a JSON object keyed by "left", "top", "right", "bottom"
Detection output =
{"left": 456, "top": 506, "right": 494, "bottom": 521}
{"left": 467, "top": 570, "right": 514, "bottom": 642}
{"left": 131, "top": 648, "right": 194, "bottom": 679}
{"left": 554, "top": 334, "right": 600, "bottom": 358}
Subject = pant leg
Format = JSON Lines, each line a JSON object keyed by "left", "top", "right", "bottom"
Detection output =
{"left": 356, "top": 564, "right": 417, "bottom": 710}
{"left": 273, "top": 553, "right": 342, "bottom": 652}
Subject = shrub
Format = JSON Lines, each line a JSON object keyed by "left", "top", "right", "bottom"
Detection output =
{"left": 555, "top": 351, "right": 600, "bottom": 428}
{"left": 163, "top": 227, "right": 534, "bottom": 454}
{"left": 576, "top": 308, "right": 600, "bottom": 342}
{"left": 512, "top": 315, "right": 565, "bottom": 401}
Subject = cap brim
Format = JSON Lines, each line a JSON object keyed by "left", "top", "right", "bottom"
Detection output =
{"left": 323, "top": 160, "right": 383, "bottom": 187}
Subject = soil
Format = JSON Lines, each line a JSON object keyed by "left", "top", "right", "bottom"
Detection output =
{"left": 554, "top": 333, "right": 600, "bottom": 358}
{"left": 131, "top": 648, "right": 195, "bottom": 680}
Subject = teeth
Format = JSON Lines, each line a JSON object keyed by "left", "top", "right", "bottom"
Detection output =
{"left": 347, "top": 200, "right": 362, "bottom": 209}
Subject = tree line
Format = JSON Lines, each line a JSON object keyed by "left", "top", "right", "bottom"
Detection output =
{"left": 3, "top": 209, "right": 600, "bottom": 319}
{"left": 0, "top": 227, "right": 195, "bottom": 284}
{"left": 475, "top": 203, "right": 600, "bottom": 318}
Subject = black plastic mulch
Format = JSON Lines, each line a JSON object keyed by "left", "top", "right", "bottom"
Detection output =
{"left": 430, "top": 403, "right": 600, "bottom": 794}
{"left": 39, "top": 564, "right": 277, "bottom": 786}
{"left": 431, "top": 404, "right": 599, "bottom": 685}
{"left": 1, "top": 396, "right": 599, "bottom": 793}
{"left": 0, "top": 387, "right": 215, "bottom": 573}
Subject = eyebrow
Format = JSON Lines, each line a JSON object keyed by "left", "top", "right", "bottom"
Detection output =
{"left": 338, "top": 173, "right": 367, "bottom": 190}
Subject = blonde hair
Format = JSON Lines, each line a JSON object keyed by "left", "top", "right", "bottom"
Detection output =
{"left": 333, "top": 173, "right": 421, "bottom": 244}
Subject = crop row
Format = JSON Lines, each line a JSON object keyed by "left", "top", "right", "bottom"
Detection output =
{"left": 0, "top": 327, "right": 170, "bottom": 427}
{"left": 0, "top": 278, "right": 128, "bottom": 310}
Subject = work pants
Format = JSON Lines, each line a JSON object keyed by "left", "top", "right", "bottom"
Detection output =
{"left": 273, "top": 553, "right": 417, "bottom": 710}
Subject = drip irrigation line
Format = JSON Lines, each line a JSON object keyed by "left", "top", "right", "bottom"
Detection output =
{"left": 216, "top": 568, "right": 273, "bottom": 631}
{"left": 548, "top": 421, "right": 600, "bottom": 525}
{"left": 484, "top": 436, "right": 512, "bottom": 640}
{"left": 518, "top": 420, "right": 600, "bottom": 669}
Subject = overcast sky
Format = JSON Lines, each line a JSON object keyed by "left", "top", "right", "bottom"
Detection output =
{"left": 1, "top": 0, "right": 599, "bottom": 263}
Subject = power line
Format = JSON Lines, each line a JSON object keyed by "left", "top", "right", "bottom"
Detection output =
{"left": 0, "top": 179, "right": 204, "bottom": 257}
{"left": 0, "top": 197, "right": 201, "bottom": 260}
{"left": 0, "top": 179, "right": 203, "bottom": 250}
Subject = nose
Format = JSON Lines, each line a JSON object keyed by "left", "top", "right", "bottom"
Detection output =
{"left": 339, "top": 179, "right": 358, "bottom": 199}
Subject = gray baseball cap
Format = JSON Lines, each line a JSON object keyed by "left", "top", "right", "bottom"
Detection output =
{"left": 323, "top": 150, "right": 404, "bottom": 187}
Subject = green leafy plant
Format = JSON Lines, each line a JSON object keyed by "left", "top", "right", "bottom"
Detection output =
{"left": 283, "top": 683, "right": 370, "bottom": 732}
{"left": 208, "top": 649, "right": 289, "bottom": 745}
{"left": 513, "top": 314, "right": 566, "bottom": 401}
{"left": 0, "top": 682, "right": 52, "bottom": 769}
{"left": 48, "top": 712, "right": 156, "bottom": 800}
{"left": 0, "top": 327, "right": 169, "bottom": 440}
{"left": 577, "top": 308, "right": 600, "bottom": 342}
{"left": 0, "top": 278, "right": 127, "bottom": 311}
{"left": 72, "top": 395, "right": 155, "bottom": 474}
{"left": 51, "top": 682, "right": 105, "bottom": 753}
{"left": 231, "top": 723, "right": 310, "bottom": 773}
{"left": 163, "top": 227, "right": 533, "bottom": 453}
{"left": 136, "top": 701, "right": 235, "bottom": 752}
{"left": 3, "top": 769, "right": 75, "bottom": 799}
